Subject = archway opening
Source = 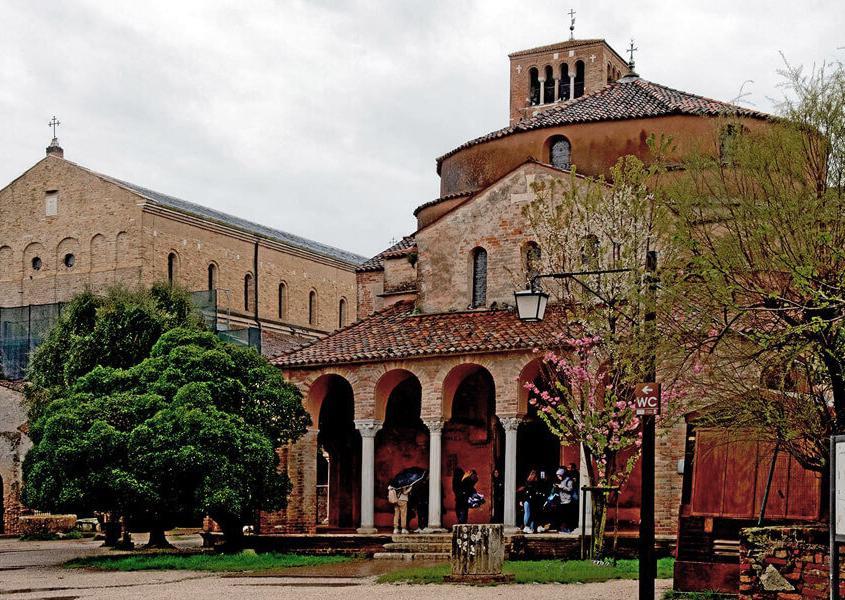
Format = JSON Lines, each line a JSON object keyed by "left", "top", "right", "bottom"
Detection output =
{"left": 442, "top": 365, "right": 502, "bottom": 527}
{"left": 316, "top": 376, "right": 360, "bottom": 529}
{"left": 374, "top": 372, "right": 427, "bottom": 529}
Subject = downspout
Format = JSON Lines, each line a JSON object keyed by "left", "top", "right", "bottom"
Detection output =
{"left": 253, "top": 240, "right": 262, "bottom": 354}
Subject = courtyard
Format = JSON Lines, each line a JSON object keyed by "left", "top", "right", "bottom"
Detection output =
{"left": 0, "top": 535, "right": 674, "bottom": 600}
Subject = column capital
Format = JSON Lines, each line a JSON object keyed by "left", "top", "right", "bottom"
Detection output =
{"left": 354, "top": 419, "right": 382, "bottom": 438}
{"left": 499, "top": 416, "right": 522, "bottom": 432}
{"left": 422, "top": 419, "right": 445, "bottom": 433}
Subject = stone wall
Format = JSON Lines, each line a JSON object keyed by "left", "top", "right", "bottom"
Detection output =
{"left": 0, "top": 382, "right": 29, "bottom": 535}
{"left": 739, "top": 526, "right": 842, "bottom": 599}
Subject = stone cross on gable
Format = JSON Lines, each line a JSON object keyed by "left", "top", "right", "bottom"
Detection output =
{"left": 48, "top": 116, "right": 60, "bottom": 139}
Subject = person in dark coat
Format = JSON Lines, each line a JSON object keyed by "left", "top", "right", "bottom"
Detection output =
{"left": 452, "top": 467, "right": 468, "bottom": 525}
{"left": 518, "top": 469, "right": 540, "bottom": 533}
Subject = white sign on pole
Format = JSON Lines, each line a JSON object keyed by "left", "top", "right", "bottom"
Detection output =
{"left": 836, "top": 439, "right": 845, "bottom": 540}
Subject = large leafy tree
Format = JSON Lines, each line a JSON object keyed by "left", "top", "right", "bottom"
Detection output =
{"left": 665, "top": 59, "right": 845, "bottom": 472}
{"left": 25, "top": 326, "right": 308, "bottom": 548}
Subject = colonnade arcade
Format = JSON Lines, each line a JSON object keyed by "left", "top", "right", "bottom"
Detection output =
{"left": 289, "top": 354, "right": 588, "bottom": 533}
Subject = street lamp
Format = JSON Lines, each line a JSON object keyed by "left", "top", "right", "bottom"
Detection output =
{"left": 513, "top": 288, "right": 549, "bottom": 322}
{"left": 513, "top": 255, "right": 657, "bottom": 600}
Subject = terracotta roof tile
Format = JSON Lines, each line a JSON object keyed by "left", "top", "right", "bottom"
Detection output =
{"left": 508, "top": 39, "right": 606, "bottom": 58}
{"left": 436, "top": 77, "right": 772, "bottom": 167}
{"left": 356, "top": 236, "right": 416, "bottom": 272}
{"left": 274, "top": 300, "right": 571, "bottom": 368}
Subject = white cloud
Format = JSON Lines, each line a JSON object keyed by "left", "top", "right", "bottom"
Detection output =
{"left": 0, "top": 0, "right": 842, "bottom": 257}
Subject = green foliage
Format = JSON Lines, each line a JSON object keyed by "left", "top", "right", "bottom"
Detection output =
{"left": 27, "top": 284, "right": 200, "bottom": 410}
{"left": 376, "top": 558, "right": 675, "bottom": 584}
{"left": 65, "top": 551, "right": 349, "bottom": 572}
{"left": 23, "top": 285, "right": 308, "bottom": 545}
{"left": 664, "top": 59, "right": 845, "bottom": 468}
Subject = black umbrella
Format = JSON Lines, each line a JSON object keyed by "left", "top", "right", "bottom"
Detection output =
{"left": 389, "top": 467, "right": 427, "bottom": 489}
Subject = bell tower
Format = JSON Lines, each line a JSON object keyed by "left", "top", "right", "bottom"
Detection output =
{"left": 507, "top": 39, "right": 629, "bottom": 125}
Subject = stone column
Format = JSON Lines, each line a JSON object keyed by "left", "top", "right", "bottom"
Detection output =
{"left": 423, "top": 419, "right": 445, "bottom": 532}
{"left": 579, "top": 443, "right": 592, "bottom": 534}
{"left": 500, "top": 416, "right": 521, "bottom": 532}
{"left": 537, "top": 77, "right": 546, "bottom": 104}
{"left": 569, "top": 71, "right": 576, "bottom": 100}
{"left": 354, "top": 419, "right": 382, "bottom": 534}
{"left": 554, "top": 77, "right": 561, "bottom": 101}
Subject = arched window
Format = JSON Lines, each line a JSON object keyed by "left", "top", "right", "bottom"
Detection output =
{"left": 338, "top": 298, "right": 347, "bottom": 328}
{"left": 543, "top": 65, "right": 555, "bottom": 104}
{"left": 550, "top": 136, "right": 571, "bottom": 170}
{"left": 574, "top": 60, "right": 585, "bottom": 98}
{"left": 244, "top": 273, "right": 254, "bottom": 312}
{"left": 308, "top": 290, "right": 318, "bottom": 326}
{"left": 278, "top": 282, "right": 287, "bottom": 320}
{"left": 167, "top": 252, "right": 178, "bottom": 285}
{"left": 471, "top": 247, "right": 487, "bottom": 308}
{"left": 207, "top": 263, "right": 217, "bottom": 291}
{"left": 559, "top": 63, "right": 571, "bottom": 100}
{"left": 529, "top": 67, "right": 540, "bottom": 106}
{"left": 607, "top": 62, "right": 613, "bottom": 85}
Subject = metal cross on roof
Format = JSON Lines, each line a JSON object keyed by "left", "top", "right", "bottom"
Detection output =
{"left": 568, "top": 8, "right": 576, "bottom": 40}
{"left": 627, "top": 39, "right": 638, "bottom": 69}
{"left": 48, "top": 116, "right": 60, "bottom": 138}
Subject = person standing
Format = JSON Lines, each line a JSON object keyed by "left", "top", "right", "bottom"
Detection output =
{"left": 388, "top": 483, "right": 412, "bottom": 534}
{"left": 518, "top": 469, "right": 540, "bottom": 533}
{"left": 452, "top": 467, "right": 469, "bottom": 525}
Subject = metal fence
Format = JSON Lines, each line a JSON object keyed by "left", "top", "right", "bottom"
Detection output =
{"left": 0, "top": 289, "right": 260, "bottom": 380}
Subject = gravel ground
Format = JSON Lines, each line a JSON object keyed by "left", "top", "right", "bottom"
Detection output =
{"left": 0, "top": 536, "right": 672, "bottom": 600}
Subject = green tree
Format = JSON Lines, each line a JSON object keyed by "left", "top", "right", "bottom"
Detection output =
{"left": 23, "top": 325, "right": 307, "bottom": 549}
{"left": 665, "top": 59, "right": 845, "bottom": 471}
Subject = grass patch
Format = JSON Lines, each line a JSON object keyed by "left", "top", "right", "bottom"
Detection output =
{"left": 377, "top": 557, "right": 675, "bottom": 584}
{"left": 66, "top": 551, "right": 350, "bottom": 572}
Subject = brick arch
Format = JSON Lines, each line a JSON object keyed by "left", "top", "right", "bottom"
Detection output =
{"left": 441, "top": 362, "right": 495, "bottom": 421}
{"left": 303, "top": 372, "right": 354, "bottom": 425}
{"left": 374, "top": 369, "right": 420, "bottom": 422}
{"left": 56, "top": 237, "right": 80, "bottom": 271}
{"left": 22, "top": 241, "right": 45, "bottom": 274}
{"left": 90, "top": 234, "right": 110, "bottom": 270}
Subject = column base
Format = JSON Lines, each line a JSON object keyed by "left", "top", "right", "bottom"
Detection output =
{"left": 504, "top": 526, "right": 523, "bottom": 535}
{"left": 423, "top": 527, "right": 448, "bottom": 534}
{"left": 356, "top": 527, "right": 379, "bottom": 534}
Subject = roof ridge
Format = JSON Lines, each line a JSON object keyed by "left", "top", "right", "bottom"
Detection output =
{"left": 61, "top": 158, "right": 366, "bottom": 266}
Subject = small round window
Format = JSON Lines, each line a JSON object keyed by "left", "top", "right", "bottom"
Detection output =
{"left": 31, "top": 256, "right": 42, "bottom": 271}
{"left": 64, "top": 253, "right": 75, "bottom": 268}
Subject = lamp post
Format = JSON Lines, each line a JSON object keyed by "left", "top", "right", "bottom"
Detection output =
{"left": 514, "top": 254, "right": 657, "bottom": 600}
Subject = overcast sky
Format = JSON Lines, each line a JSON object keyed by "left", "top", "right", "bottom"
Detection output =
{"left": 1, "top": 1, "right": 842, "bottom": 258}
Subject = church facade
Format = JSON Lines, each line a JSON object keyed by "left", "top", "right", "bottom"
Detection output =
{"left": 267, "top": 37, "right": 772, "bottom": 538}
{"left": 0, "top": 143, "right": 364, "bottom": 533}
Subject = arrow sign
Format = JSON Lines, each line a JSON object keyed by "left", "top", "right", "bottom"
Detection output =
{"left": 635, "top": 382, "right": 661, "bottom": 416}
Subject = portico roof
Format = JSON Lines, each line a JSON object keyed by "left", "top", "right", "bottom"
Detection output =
{"left": 273, "top": 300, "right": 571, "bottom": 368}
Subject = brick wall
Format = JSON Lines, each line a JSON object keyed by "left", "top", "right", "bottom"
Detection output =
{"left": 739, "top": 526, "right": 841, "bottom": 599}
{"left": 0, "top": 155, "right": 358, "bottom": 336}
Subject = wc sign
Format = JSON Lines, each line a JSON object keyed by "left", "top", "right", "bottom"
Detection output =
{"left": 635, "top": 383, "right": 661, "bottom": 416}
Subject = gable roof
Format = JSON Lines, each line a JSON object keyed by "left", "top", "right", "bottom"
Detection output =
{"left": 274, "top": 300, "right": 571, "bottom": 368}
{"left": 356, "top": 236, "right": 416, "bottom": 273}
{"left": 54, "top": 157, "right": 366, "bottom": 267}
{"left": 436, "top": 76, "right": 772, "bottom": 168}
{"left": 509, "top": 38, "right": 625, "bottom": 64}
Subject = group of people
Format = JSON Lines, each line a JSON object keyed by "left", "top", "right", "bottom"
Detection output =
{"left": 517, "top": 464, "right": 580, "bottom": 534}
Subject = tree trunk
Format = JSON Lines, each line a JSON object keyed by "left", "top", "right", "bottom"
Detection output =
{"left": 219, "top": 519, "right": 245, "bottom": 553}
{"left": 102, "top": 513, "right": 121, "bottom": 547}
{"left": 144, "top": 525, "right": 173, "bottom": 549}
{"left": 823, "top": 351, "right": 845, "bottom": 433}
{"left": 591, "top": 492, "right": 609, "bottom": 560}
